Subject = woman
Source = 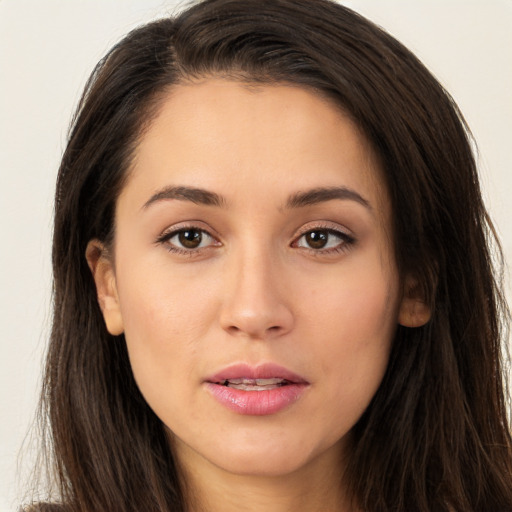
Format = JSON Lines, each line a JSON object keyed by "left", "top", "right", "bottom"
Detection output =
{"left": 30, "top": 0, "right": 512, "bottom": 511}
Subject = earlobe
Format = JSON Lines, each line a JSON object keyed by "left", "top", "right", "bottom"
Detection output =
{"left": 398, "top": 276, "right": 431, "bottom": 328}
{"left": 85, "top": 240, "right": 124, "bottom": 336}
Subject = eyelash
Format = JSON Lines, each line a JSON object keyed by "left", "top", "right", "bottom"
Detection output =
{"left": 155, "top": 225, "right": 220, "bottom": 256}
{"left": 155, "top": 224, "right": 355, "bottom": 256}
{"left": 292, "top": 225, "right": 355, "bottom": 255}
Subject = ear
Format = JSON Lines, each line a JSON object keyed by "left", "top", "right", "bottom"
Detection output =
{"left": 85, "top": 239, "right": 124, "bottom": 336}
{"left": 398, "top": 275, "right": 431, "bottom": 328}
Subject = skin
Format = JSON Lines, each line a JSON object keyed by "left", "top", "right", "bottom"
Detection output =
{"left": 87, "top": 79, "right": 430, "bottom": 512}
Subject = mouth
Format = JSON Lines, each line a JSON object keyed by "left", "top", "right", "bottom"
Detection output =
{"left": 217, "top": 377, "right": 291, "bottom": 391}
{"left": 204, "top": 363, "right": 309, "bottom": 415}
{"left": 206, "top": 362, "right": 308, "bottom": 388}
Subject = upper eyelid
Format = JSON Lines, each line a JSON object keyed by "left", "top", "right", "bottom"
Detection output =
{"left": 166, "top": 228, "right": 214, "bottom": 240}
{"left": 157, "top": 221, "right": 219, "bottom": 240}
{"left": 293, "top": 229, "right": 353, "bottom": 246}
{"left": 293, "top": 221, "right": 353, "bottom": 238}
{"left": 155, "top": 220, "right": 353, "bottom": 243}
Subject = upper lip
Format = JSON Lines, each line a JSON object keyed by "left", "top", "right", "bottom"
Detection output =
{"left": 205, "top": 363, "right": 309, "bottom": 384}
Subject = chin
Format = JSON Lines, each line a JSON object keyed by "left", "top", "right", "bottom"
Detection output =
{"left": 180, "top": 427, "right": 345, "bottom": 480}
{"left": 212, "top": 447, "right": 314, "bottom": 478}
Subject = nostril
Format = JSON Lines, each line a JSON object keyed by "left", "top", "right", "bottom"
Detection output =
{"left": 224, "top": 323, "right": 285, "bottom": 339}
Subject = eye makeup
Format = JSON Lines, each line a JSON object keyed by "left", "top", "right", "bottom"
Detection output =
{"left": 154, "top": 219, "right": 356, "bottom": 259}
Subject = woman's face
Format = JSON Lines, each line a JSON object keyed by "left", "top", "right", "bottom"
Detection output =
{"left": 90, "top": 79, "right": 412, "bottom": 479}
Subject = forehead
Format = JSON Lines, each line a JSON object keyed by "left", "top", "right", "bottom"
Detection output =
{"left": 123, "top": 79, "right": 388, "bottom": 217}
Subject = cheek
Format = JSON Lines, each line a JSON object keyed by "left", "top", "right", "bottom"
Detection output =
{"left": 302, "top": 257, "right": 399, "bottom": 397}
{"left": 305, "top": 257, "right": 399, "bottom": 340}
{"left": 117, "top": 255, "right": 219, "bottom": 338}
{"left": 114, "top": 262, "right": 219, "bottom": 401}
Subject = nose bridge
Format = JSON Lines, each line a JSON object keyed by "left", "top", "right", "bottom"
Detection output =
{"left": 220, "top": 241, "right": 294, "bottom": 339}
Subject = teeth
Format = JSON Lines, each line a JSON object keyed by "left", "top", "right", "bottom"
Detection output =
{"left": 220, "top": 377, "right": 288, "bottom": 390}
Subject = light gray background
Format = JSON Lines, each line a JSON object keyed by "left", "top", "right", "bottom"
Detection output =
{"left": 1, "top": 1, "right": 511, "bottom": 510}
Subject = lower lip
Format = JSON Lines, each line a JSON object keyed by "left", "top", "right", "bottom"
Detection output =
{"left": 205, "top": 382, "right": 307, "bottom": 415}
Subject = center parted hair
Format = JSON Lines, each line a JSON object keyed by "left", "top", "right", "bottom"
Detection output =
{"left": 38, "top": 1, "right": 511, "bottom": 511}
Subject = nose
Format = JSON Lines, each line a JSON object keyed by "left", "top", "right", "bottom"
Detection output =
{"left": 219, "top": 248, "right": 294, "bottom": 340}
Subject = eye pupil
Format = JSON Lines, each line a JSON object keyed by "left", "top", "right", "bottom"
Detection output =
{"left": 178, "top": 229, "right": 202, "bottom": 248}
{"left": 306, "top": 230, "right": 328, "bottom": 249}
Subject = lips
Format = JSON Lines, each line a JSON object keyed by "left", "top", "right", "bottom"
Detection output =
{"left": 206, "top": 362, "right": 308, "bottom": 384}
{"left": 204, "top": 363, "right": 309, "bottom": 415}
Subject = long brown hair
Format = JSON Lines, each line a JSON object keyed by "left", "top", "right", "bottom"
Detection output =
{"left": 32, "top": 0, "right": 512, "bottom": 511}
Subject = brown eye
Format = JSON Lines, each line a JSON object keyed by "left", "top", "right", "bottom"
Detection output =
{"left": 178, "top": 229, "right": 203, "bottom": 249}
{"left": 303, "top": 230, "right": 329, "bottom": 249}
{"left": 295, "top": 228, "right": 353, "bottom": 252}
{"left": 160, "top": 227, "right": 218, "bottom": 253}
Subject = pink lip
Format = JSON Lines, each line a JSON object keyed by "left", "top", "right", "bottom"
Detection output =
{"left": 204, "top": 363, "right": 309, "bottom": 416}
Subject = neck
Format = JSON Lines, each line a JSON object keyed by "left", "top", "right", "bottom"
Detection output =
{"left": 176, "top": 442, "right": 357, "bottom": 512}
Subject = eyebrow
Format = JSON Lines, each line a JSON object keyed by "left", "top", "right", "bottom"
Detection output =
{"left": 142, "top": 185, "right": 226, "bottom": 209}
{"left": 141, "top": 184, "right": 371, "bottom": 212}
{"left": 285, "top": 186, "right": 372, "bottom": 211}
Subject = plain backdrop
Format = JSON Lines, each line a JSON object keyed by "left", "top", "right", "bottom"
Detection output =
{"left": 1, "top": 1, "right": 511, "bottom": 510}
